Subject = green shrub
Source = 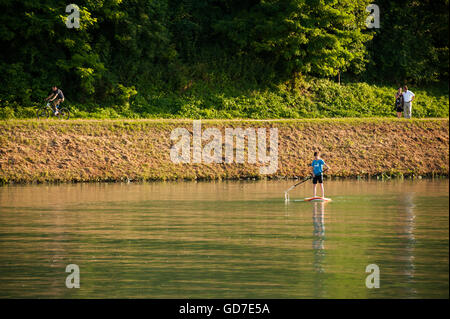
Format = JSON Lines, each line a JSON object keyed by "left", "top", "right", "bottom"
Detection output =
{"left": 2, "top": 78, "right": 448, "bottom": 119}
{"left": 0, "top": 106, "right": 15, "bottom": 119}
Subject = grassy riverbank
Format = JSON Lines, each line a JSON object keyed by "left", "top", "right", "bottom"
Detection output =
{"left": 1, "top": 79, "right": 448, "bottom": 120}
{"left": 0, "top": 118, "right": 448, "bottom": 184}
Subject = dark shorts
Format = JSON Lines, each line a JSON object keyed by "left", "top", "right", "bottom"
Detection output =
{"left": 313, "top": 174, "right": 323, "bottom": 184}
{"left": 54, "top": 98, "right": 64, "bottom": 107}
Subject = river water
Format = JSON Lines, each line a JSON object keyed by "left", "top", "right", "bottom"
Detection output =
{"left": 0, "top": 179, "right": 448, "bottom": 298}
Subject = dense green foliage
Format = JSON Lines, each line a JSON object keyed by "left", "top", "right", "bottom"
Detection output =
{"left": 0, "top": 0, "right": 448, "bottom": 119}
{"left": 1, "top": 77, "right": 447, "bottom": 119}
{"left": 365, "top": 0, "right": 449, "bottom": 84}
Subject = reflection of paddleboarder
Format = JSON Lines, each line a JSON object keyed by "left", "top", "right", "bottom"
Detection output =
{"left": 312, "top": 201, "right": 326, "bottom": 298}
{"left": 313, "top": 202, "right": 325, "bottom": 251}
{"left": 311, "top": 151, "right": 330, "bottom": 198}
{"left": 401, "top": 193, "right": 417, "bottom": 293}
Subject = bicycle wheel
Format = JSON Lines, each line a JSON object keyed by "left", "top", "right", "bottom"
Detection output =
{"left": 36, "top": 108, "right": 49, "bottom": 119}
{"left": 57, "top": 108, "right": 70, "bottom": 120}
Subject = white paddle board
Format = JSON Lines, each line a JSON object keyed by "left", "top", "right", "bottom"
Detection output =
{"left": 304, "top": 197, "right": 332, "bottom": 202}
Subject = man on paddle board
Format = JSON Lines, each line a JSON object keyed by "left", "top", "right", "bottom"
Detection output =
{"left": 311, "top": 151, "right": 330, "bottom": 198}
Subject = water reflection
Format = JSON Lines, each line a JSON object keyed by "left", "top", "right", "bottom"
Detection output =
{"left": 0, "top": 180, "right": 447, "bottom": 298}
{"left": 400, "top": 192, "right": 417, "bottom": 294}
{"left": 312, "top": 201, "right": 326, "bottom": 298}
{"left": 312, "top": 202, "right": 326, "bottom": 263}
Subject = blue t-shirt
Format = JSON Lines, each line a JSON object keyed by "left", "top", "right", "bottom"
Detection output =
{"left": 311, "top": 159, "right": 325, "bottom": 176}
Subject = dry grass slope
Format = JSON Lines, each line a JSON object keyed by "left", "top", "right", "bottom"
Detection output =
{"left": 0, "top": 118, "right": 448, "bottom": 184}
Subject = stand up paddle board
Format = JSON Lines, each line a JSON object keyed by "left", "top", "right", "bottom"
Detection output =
{"left": 304, "top": 197, "right": 332, "bottom": 202}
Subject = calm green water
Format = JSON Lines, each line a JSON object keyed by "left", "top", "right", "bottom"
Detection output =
{"left": 0, "top": 179, "right": 448, "bottom": 298}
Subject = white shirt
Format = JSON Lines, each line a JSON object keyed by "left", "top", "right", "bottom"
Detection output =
{"left": 403, "top": 90, "right": 415, "bottom": 103}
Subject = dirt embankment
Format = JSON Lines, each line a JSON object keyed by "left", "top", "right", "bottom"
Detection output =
{"left": 0, "top": 119, "right": 448, "bottom": 184}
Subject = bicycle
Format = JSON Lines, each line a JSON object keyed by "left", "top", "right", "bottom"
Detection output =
{"left": 36, "top": 101, "right": 70, "bottom": 120}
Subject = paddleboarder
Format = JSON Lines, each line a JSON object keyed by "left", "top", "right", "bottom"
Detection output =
{"left": 311, "top": 151, "right": 330, "bottom": 198}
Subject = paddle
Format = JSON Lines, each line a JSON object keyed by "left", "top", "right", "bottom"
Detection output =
{"left": 284, "top": 176, "right": 312, "bottom": 201}
{"left": 284, "top": 168, "right": 328, "bottom": 201}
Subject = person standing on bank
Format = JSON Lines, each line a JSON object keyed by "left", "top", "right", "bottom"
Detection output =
{"left": 395, "top": 87, "right": 404, "bottom": 118}
{"left": 402, "top": 86, "right": 415, "bottom": 119}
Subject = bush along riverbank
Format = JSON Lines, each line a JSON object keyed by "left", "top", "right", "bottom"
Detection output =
{"left": 0, "top": 118, "right": 448, "bottom": 184}
{"left": 1, "top": 79, "right": 448, "bottom": 120}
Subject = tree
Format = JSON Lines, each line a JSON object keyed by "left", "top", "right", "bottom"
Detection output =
{"left": 365, "top": 0, "right": 449, "bottom": 84}
{"left": 213, "top": 0, "right": 373, "bottom": 78}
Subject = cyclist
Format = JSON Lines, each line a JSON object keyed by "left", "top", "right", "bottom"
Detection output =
{"left": 45, "top": 86, "right": 65, "bottom": 115}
